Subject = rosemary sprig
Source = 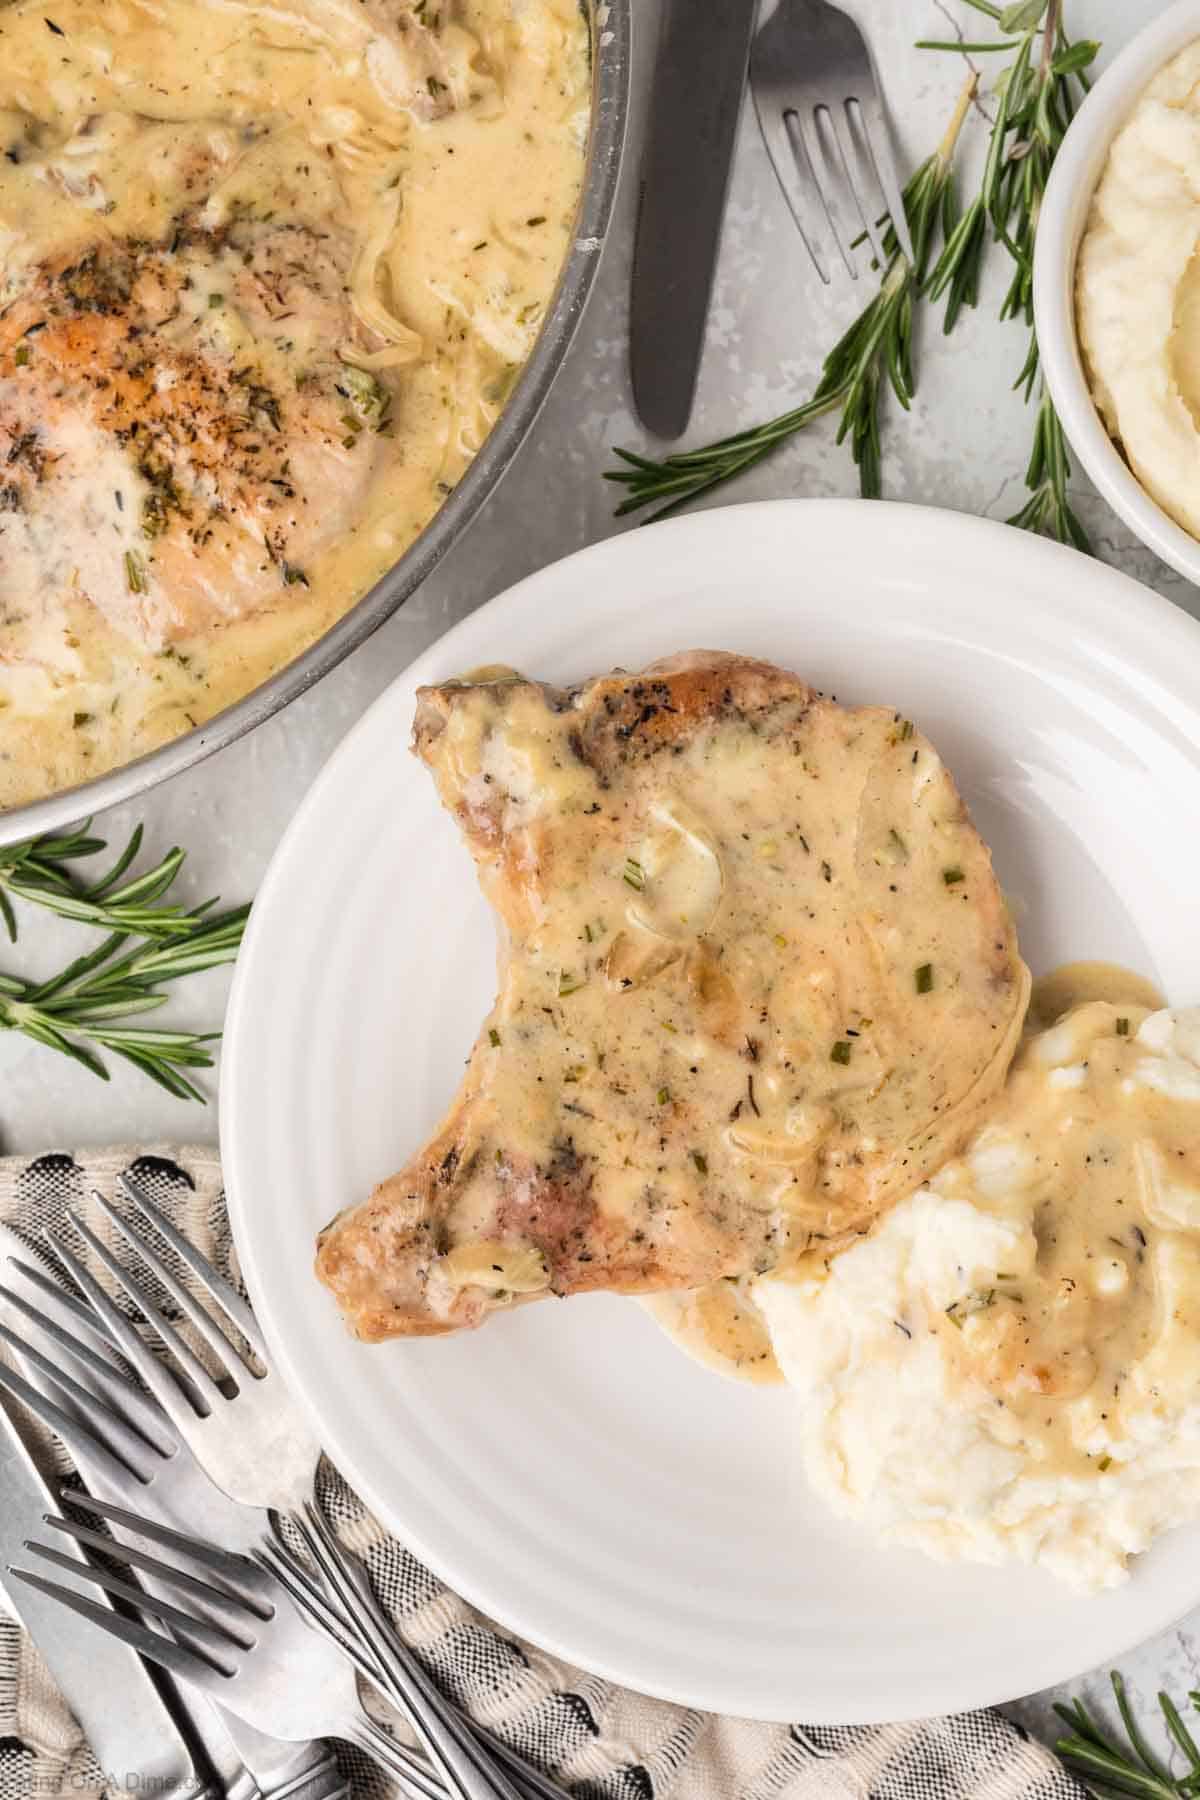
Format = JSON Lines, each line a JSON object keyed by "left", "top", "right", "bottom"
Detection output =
{"left": 0, "top": 820, "right": 209, "bottom": 940}
{"left": 605, "top": 77, "right": 978, "bottom": 522}
{"left": 1007, "top": 385, "right": 1091, "bottom": 549}
{"left": 926, "top": 0, "right": 1097, "bottom": 548}
{"left": 0, "top": 820, "right": 248, "bottom": 1099}
{"left": 1055, "top": 1672, "right": 1200, "bottom": 1798}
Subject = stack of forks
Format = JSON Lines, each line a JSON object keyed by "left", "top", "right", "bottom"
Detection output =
{"left": 0, "top": 1178, "right": 570, "bottom": 1800}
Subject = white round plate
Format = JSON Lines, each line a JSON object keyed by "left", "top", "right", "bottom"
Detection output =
{"left": 223, "top": 500, "right": 1200, "bottom": 1724}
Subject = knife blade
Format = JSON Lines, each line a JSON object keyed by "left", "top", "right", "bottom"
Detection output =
{"left": 0, "top": 1386, "right": 210, "bottom": 1800}
{"left": 629, "top": 0, "right": 758, "bottom": 439}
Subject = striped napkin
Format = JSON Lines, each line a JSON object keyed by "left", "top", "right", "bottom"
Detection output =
{"left": 0, "top": 1146, "right": 1085, "bottom": 1800}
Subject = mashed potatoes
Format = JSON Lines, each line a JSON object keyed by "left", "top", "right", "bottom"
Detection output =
{"left": 755, "top": 1003, "right": 1200, "bottom": 1591}
{"left": 1077, "top": 41, "right": 1200, "bottom": 542}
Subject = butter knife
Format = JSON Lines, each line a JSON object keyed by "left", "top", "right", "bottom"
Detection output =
{"left": 0, "top": 1387, "right": 210, "bottom": 1800}
{"left": 629, "top": 0, "right": 758, "bottom": 438}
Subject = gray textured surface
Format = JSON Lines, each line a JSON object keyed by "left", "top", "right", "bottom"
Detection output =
{"left": 3, "top": 0, "right": 1198, "bottom": 1762}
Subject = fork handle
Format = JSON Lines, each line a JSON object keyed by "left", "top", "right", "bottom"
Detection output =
{"left": 260, "top": 1757, "right": 353, "bottom": 1800}
{"left": 349, "top": 1717, "right": 445, "bottom": 1800}
{"left": 294, "top": 1505, "right": 528, "bottom": 1800}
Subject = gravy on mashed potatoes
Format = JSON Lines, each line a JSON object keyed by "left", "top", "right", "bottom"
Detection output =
{"left": 1077, "top": 40, "right": 1200, "bottom": 540}
{"left": 0, "top": 0, "right": 589, "bottom": 808}
{"left": 755, "top": 1000, "right": 1200, "bottom": 1591}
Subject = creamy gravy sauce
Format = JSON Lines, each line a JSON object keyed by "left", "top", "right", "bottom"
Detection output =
{"left": 836, "top": 997, "right": 1200, "bottom": 1482}
{"left": 1030, "top": 960, "right": 1165, "bottom": 1028}
{"left": 642, "top": 1281, "right": 782, "bottom": 1385}
{"left": 425, "top": 672, "right": 1027, "bottom": 1248}
{"left": 659, "top": 962, "right": 1174, "bottom": 1390}
{"left": 0, "top": 0, "right": 588, "bottom": 807}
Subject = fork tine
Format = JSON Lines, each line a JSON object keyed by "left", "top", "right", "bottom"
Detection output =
{"left": 823, "top": 102, "right": 887, "bottom": 269}
{"left": 795, "top": 104, "right": 861, "bottom": 278}
{"left": 62, "top": 1491, "right": 264, "bottom": 1585}
{"left": 118, "top": 1174, "right": 267, "bottom": 1361}
{"left": 841, "top": 98, "right": 892, "bottom": 255}
{"left": 0, "top": 1277, "right": 175, "bottom": 1454}
{"left": 93, "top": 1192, "right": 254, "bottom": 1384}
{"left": 8, "top": 1564, "right": 229, "bottom": 1684}
{"left": 41, "top": 1228, "right": 208, "bottom": 1427}
{"left": 0, "top": 1318, "right": 162, "bottom": 1480}
{"left": 41, "top": 1514, "right": 267, "bottom": 1623}
{"left": 851, "top": 93, "right": 914, "bottom": 264}
{"left": 24, "top": 1538, "right": 253, "bottom": 1658}
{"left": 2, "top": 1249, "right": 118, "bottom": 1344}
{"left": 751, "top": 91, "right": 833, "bottom": 284}
{"left": 0, "top": 1354, "right": 140, "bottom": 1493}
{"left": 57, "top": 1216, "right": 226, "bottom": 1418}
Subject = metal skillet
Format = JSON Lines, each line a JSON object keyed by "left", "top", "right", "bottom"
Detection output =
{"left": 0, "top": 0, "right": 630, "bottom": 847}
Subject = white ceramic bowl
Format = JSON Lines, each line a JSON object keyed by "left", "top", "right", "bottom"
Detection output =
{"left": 1034, "top": 0, "right": 1200, "bottom": 584}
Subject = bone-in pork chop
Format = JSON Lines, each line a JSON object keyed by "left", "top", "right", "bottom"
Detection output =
{"left": 316, "top": 652, "right": 1029, "bottom": 1340}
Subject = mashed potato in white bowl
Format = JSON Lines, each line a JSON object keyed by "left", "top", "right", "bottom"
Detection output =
{"left": 755, "top": 1003, "right": 1200, "bottom": 1592}
{"left": 1077, "top": 40, "right": 1200, "bottom": 544}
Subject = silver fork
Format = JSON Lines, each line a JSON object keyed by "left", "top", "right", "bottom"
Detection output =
{"left": 0, "top": 1281, "right": 564, "bottom": 1800}
{"left": 9, "top": 1495, "right": 451, "bottom": 1793}
{"left": 751, "top": 0, "right": 913, "bottom": 283}
{"left": 0, "top": 1265, "right": 440, "bottom": 1800}
{"left": 36, "top": 1181, "right": 566, "bottom": 1800}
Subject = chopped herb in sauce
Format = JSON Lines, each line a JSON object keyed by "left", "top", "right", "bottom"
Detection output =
{"left": 690, "top": 1149, "right": 708, "bottom": 1175}
{"left": 1115, "top": 1017, "right": 1130, "bottom": 1036}
{"left": 943, "top": 866, "right": 965, "bottom": 885}
{"left": 558, "top": 970, "right": 585, "bottom": 996}
{"left": 915, "top": 962, "right": 934, "bottom": 994}
{"left": 124, "top": 549, "right": 147, "bottom": 594}
{"left": 656, "top": 1086, "right": 670, "bottom": 1105}
{"left": 488, "top": 1027, "right": 501, "bottom": 1047}
{"left": 622, "top": 857, "right": 645, "bottom": 891}
{"left": 830, "top": 1040, "right": 852, "bottom": 1065}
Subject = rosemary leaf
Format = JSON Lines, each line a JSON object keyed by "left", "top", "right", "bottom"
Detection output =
{"left": 0, "top": 822, "right": 203, "bottom": 937}
{"left": 0, "top": 821, "right": 247, "bottom": 1099}
{"left": 1055, "top": 1673, "right": 1200, "bottom": 1799}
{"left": 927, "top": 0, "right": 1096, "bottom": 550}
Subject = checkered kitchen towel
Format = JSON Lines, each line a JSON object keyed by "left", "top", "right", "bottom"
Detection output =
{"left": 0, "top": 1147, "right": 1085, "bottom": 1800}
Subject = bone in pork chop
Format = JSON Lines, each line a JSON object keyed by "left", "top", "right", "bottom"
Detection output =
{"left": 316, "top": 652, "right": 1029, "bottom": 1340}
